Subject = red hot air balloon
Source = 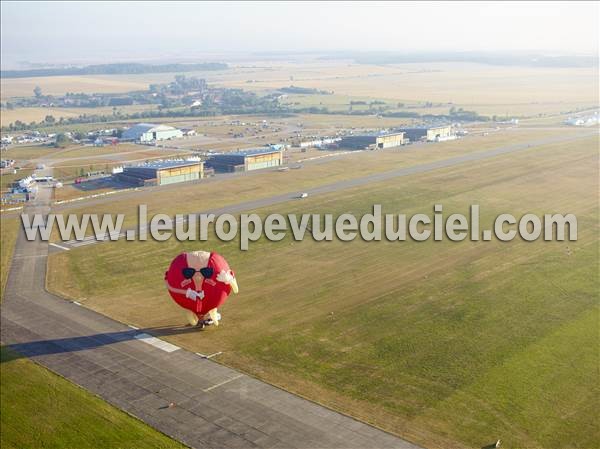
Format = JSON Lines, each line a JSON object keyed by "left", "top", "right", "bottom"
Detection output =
{"left": 164, "top": 251, "right": 238, "bottom": 327}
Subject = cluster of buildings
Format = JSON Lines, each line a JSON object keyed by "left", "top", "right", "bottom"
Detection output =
{"left": 0, "top": 174, "right": 55, "bottom": 204}
{"left": 2, "top": 119, "right": 458, "bottom": 200}
{"left": 114, "top": 147, "right": 284, "bottom": 187}
{"left": 1, "top": 131, "right": 51, "bottom": 147}
{"left": 299, "top": 125, "right": 455, "bottom": 151}
{"left": 113, "top": 124, "right": 453, "bottom": 188}
{"left": 1, "top": 159, "right": 15, "bottom": 169}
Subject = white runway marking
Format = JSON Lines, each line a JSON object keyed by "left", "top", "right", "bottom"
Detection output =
{"left": 49, "top": 242, "right": 70, "bottom": 251}
{"left": 71, "top": 240, "right": 99, "bottom": 247}
{"left": 134, "top": 333, "right": 180, "bottom": 352}
{"left": 196, "top": 351, "right": 223, "bottom": 359}
{"left": 128, "top": 324, "right": 139, "bottom": 330}
{"left": 203, "top": 374, "right": 244, "bottom": 392}
{"left": 73, "top": 301, "right": 82, "bottom": 306}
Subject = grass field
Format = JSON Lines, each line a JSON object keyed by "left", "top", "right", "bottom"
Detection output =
{"left": 47, "top": 133, "right": 599, "bottom": 448}
{"left": 0, "top": 218, "right": 19, "bottom": 298}
{"left": 0, "top": 347, "right": 185, "bottom": 449}
{"left": 1, "top": 145, "right": 60, "bottom": 161}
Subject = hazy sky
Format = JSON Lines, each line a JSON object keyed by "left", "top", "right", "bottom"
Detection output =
{"left": 1, "top": 1, "right": 598, "bottom": 67}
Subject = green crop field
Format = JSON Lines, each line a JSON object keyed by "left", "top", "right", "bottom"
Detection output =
{"left": 0, "top": 347, "right": 185, "bottom": 449}
{"left": 47, "top": 133, "right": 599, "bottom": 448}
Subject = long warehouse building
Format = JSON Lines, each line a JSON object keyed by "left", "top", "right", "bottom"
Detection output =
{"left": 206, "top": 148, "right": 283, "bottom": 173}
{"left": 337, "top": 132, "right": 405, "bottom": 150}
{"left": 115, "top": 160, "right": 204, "bottom": 186}
{"left": 399, "top": 125, "right": 454, "bottom": 142}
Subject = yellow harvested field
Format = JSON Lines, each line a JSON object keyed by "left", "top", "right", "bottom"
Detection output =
{"left": 0, "top": 105, "right": 158, "bottom": 127}
{"left": 2, "top": 62, "right": 597, "bottom": 117}
{"left": 1, "top": 76, "right": 149, "bottom": 99}
{"left": 218, "top": 62, "right": 600, "bottom": 116}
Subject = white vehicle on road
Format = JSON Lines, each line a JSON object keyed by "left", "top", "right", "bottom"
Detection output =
{"left": 299, "top": 192, "right": 308, "bottom": 199}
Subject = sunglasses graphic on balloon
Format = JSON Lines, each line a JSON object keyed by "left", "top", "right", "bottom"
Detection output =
{"left": 182, "top": 266, "right": 213, "bottom": 280}
{"left": 165, "top": 251, "right": 238, "bottom": 328}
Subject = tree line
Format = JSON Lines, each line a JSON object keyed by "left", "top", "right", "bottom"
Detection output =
{"left": 3, "top": 62, "right": 228, "bottom": 78}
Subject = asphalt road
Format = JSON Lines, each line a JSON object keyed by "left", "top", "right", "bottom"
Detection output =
{"left": 1, "top": 185, "right": 419, "bottom": 449}
{"left": 2, "top": 130, "right": 595, "bottom": 448}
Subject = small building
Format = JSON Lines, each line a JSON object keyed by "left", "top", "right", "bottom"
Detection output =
{"left": 121, "top": 123, "right": 183, "bottom": 143}
{"left": 206, "top": 148, "right": 283, "bottom": 173}
{"left": 115, "top": 160, "right": 204, "bottom": 187}
{"left": 399, "top": 125, "right": 453, "bottom": 142}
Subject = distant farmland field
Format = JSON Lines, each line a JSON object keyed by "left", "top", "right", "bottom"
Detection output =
{"left": 217, "top": 61, "right": 600, "bottom": 117}
{"left": 48, "top": 133, "right": 599, "bottom": 448}
{"left": 0, "top": 105, "right": 159, "bottom": 128}
{"left": 2, "top": 61, "right": 597, "bottom": 117}
{"left": 0, "top": 67, "right": 233, "bottom": 99}
{"left": 0, "top": 75, "right": 150, "bottom": 99}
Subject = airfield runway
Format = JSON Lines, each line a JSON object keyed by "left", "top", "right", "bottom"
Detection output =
{"left": 1, "top": 188, "right": 419, "bottom": 448}
{"left": 2, "top": 130, "right": 596, "bottom": 448}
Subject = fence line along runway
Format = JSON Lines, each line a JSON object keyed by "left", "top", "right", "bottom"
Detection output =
{"left": 1, "top": 191, "right": 420, "bottom": 449}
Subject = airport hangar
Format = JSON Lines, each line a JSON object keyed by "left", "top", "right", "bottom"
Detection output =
{"left": 206, "top": 148, "right": 283, "bottom": 173}
{"left": 337, "top": 132, "right": 405, "bottom": 150}
{"left": 399, "top": 125, "right": 453, "bottom": 142}
{"left": 115, "top": 160, "right": 204, "bottom": 187}
{"left": 121, "top": 123, "right": 184, "bottom": 143}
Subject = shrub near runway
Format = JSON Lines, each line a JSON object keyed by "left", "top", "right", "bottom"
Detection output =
{"left": 47, "top": 135, "right": 599, "bottom": 448}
